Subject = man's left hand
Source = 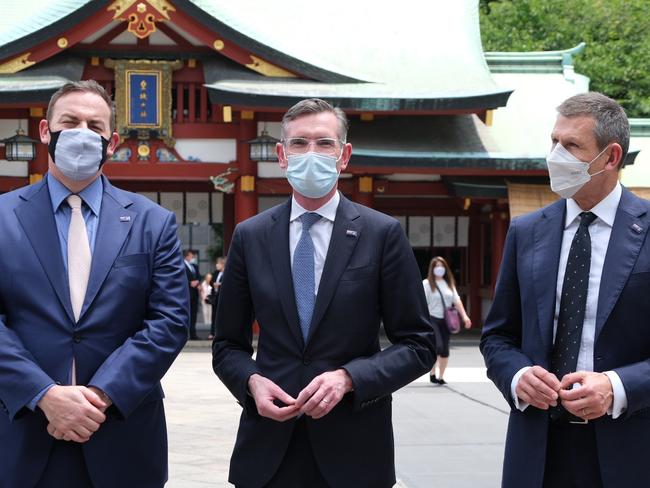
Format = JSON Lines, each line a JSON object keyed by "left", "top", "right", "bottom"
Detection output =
{"left": 295, "top": 369, "right": 353, "bottom": 419}
{"left": 559, "top": 371, "right": 613, "bottom": 420}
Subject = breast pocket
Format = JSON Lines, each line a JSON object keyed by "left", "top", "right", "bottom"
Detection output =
{"left": 339, "top": 264, "right": 376, "bottom": 282}
{"left": 113, "top": 253, "right": 149, "bottom": 268}
{"left": 111, "top": 253, "right": 151, "bottom": 293}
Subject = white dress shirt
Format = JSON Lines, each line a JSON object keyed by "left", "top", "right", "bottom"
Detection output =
{"left": 512, "top": 183, "right": 627, "bottom": 418}
{"left": 289, "top": 191, "right": 340, "bottom": 295}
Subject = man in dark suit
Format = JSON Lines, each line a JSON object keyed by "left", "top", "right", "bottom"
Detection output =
{"left": 183, "top": 249, "right": 201, "bottom": 339}
{"left": 209, "top": 256, "right": 225, "bottom": 339}
{"left": 481, "top": 92, "right": 650, "bottom": 488}
{"left": 212, "top": 98, "right": 436, "bottom": 488}
{"left": 0, "top": 80, "right": 189, "bottom": 488}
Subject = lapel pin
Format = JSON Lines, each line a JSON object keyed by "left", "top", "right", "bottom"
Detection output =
{"left": 120, "top": 216, "right": 131, "bottom": 222}
{"left": 346, "top": 230, "right": 358, "bottom": 237}
{"left": 632, "top": 223, "right": 643, "bottom": 234}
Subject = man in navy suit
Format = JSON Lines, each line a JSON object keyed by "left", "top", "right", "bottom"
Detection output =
{"left": 183, "top": 249, "right": 201, "bottom": 339}
{"left": 0, "top": 80, "right": 189, "bottom": 488}
{"left": 481, "top": 92, "right": 650, "bottom": 487}
{"left": 212, "top": 98, "right": 436, "bottom": 488}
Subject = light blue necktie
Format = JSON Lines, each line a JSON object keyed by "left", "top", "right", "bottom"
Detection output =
{"left": 293, "top": 212, "right": 321, "bottom": 341}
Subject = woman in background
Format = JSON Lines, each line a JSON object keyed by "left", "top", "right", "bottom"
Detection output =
{"left": 422, "top": 256, "right": 471, "bottom": 385}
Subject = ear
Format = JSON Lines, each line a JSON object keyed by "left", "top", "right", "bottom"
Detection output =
{"left": 276, "top": 142, "right": 287, "bottom": 170}
{"left": 39, "top": 119, "right": 51, "bottom": 145}
{"left": 106, "top": 132, "right": 120, "bottom": 158}
{"left": 606, "top": 143, "right": 623, "bottom": 170}
{"left": 338, "top": 142, "right": 352, "bottom": 172}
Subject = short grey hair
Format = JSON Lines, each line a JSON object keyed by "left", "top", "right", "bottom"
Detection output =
{"left": 281, "top": 98, "right": 349, "bottom": 142}
{"left": 557, "top": 92, "right": 629, "bottom": 164}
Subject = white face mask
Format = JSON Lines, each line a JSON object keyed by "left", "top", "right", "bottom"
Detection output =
{"left": 546, "top": 143, "right": 609, "bottom": 199}
{"left": 433, "top": 266, "right": 446, "bottom": 278}
{"left": 48, "top": 128, "right": 110, "bottom": 181}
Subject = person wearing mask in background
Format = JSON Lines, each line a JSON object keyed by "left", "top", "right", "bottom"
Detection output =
{"left": 212, "top": 98, "right": 436, "bottom": 488}
{"left": 200, "top": 272, "right": 213, "bottom": 330}
{"left": 0, "top": 80, "right": 188, "bottom": 488}
{"left": 481, "top": 92, "right": 650, "bottom": 488}
{"left": 209, "top": 256, "right": 225, "bottom": 340}
{"left": 422, "top": 256, "right": 471, "bottom": 385}
{"left": 183, "top": 249, "right": 200, "bottom": 340}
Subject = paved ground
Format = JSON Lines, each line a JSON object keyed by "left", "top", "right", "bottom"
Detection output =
{"left": 162, "top": 334, "right": 510, "bottom": 487}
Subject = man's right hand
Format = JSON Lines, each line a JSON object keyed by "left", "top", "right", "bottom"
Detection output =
{"left": 248, "top": 374, "right": 300, "bottom": 422}
{"left": 38, "top": 385, "right": 107, "bottom": 443}
{"left": 515, "top": 366, "right": 561, "bottom": 410}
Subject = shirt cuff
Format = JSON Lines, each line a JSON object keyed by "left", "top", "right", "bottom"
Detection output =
{"left": 511, "top": 366, "right": 531, "bottom": 411}
{"left": 603, "top": 370, "right": 627, "bottom": 419}
{"left": 27, "top": 383, "right": 55, "bottom": 411}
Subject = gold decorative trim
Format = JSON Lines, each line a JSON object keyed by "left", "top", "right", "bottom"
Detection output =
{"left": 240, "top": 175, "right": 256, "bottom": 192}
{"left": 213, "top": 39, "right": 225, "bottom": 51}
{"left": 108, "top": 0, "right": 174, "bottom": 20}
{"left": 222, "top": 106, "right": 232, "bottom": 123}
{"left": 360, "top": 113, "right": 374, "bottom": 122}
{"left": 105, "top": 58, "right": 182, "bottom": 146}
{"left": 137, "top": 143, "right": 151, "bottom": 158}
{"left": 0, "top": 53, "right": 35, "bottom": 74}
{"left": 29, "top": 173, "right": 43, "bottom": 184}
{"left": 358, "top": 176, "right": 373, "bottom": 193}
{"left": 29, "top": 107, "right": 44, "bottom": 118}
{"left": 187, "top": 58, "right": 196, "bottom": 68}
{"left": 240, "top": 110, "right": 254, "bottom": 120}
{"left": 246, "top": 55, "right": 295, "bottom": 78}
{"left": 91, "top": 56, "right": 100, "bottom": 66}
{"left": 57, "top": 37, "right": 68, "bottom": 49}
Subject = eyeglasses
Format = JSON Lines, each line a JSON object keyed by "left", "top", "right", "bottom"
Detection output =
{"left": 283, "top": 137, "right": 343, "bottom": 156}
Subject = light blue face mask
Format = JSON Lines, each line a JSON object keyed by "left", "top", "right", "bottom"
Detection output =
{"left": 286, "top": 152, "right": 340, "bottom": 198}
{"left": 48, "top": 128, "right": 109, "bottom": 181}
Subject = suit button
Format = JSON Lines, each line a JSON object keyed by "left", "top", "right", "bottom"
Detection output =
{"left": 73, "top": 334, "right": 82, "bottom": 343}
{"left": 303, "top": 357, "right": 311, "bottom": 365}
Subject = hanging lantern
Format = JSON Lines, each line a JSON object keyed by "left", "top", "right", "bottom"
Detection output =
{"left": 3, "top": 128, "right": 37, "bottom": 161}
{"left": 247, "top": 129, "right": 279, "bottom": 162}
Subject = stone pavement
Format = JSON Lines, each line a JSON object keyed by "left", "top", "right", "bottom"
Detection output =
{"left": 162, "top": 336, "right": 510, "bottom": 487}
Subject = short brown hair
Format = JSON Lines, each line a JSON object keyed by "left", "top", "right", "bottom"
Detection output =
{"left": 281, "top": 98, "right": 348, "bottom": 142}
{"left": 557, "top": 92, "right": 629, "bottom": 164}
{"left": 47, "top": 80, "right": 116, "bottom": 132}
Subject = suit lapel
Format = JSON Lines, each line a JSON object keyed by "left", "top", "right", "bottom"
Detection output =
{"left": 14, "top": 179, "right": 75, "bottom": 323}
{"left": 532, "top": 199, "right": 565, "bottom": 352}
{"left": 306, "top": 196, "right": 361, "bottom": 347}
{"left": 268, "top": 200, "right": 304, "bottom": 349}
{"left": 80, "top": 178, "right": 135, "bottom": 319}
{"left": 595, "top": 188, "right": 648, "bottom": 340}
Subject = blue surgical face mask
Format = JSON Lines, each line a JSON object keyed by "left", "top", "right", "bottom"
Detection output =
{"left": 285, "top": 152, "right": 339, "bottom": 199}
{"left": 48, "top": 128, "right": 110, "bottom": 181}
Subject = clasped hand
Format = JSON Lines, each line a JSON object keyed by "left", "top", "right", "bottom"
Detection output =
{"left": 38, "top": 385, "right": 111, "bottom": 443}
{"left": 516, "top": 366, "right": 613, "bottom": 420}
{"left": 248, "top": 369, "right": 354, "bottom": 422}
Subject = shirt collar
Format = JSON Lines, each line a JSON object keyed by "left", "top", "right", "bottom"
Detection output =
{"left": 290, "top": 191, "right": 340, "bottom": 223}
{"left": 565, "top": 182, "right": 621, "bottom": 228}
{"left": 47, "top": 173, "right": 103, "bottom": 217}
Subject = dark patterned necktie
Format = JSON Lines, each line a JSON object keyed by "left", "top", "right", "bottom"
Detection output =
{"left": 549, "top": 211, "right": 597, "bottom": 421}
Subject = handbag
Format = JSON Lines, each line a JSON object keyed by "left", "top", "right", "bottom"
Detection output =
{"left": 434, "top": 283, "right": 461, "bottom": 334}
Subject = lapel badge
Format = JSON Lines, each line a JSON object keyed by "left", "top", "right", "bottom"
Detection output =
{"left": 346, "top": 229, "right": 358, "bottom": 237}
{"left": 120, "top": 216, "right": 131, "bottom": 222}
{"left": 632, "top": 223, "right": 643, "bottom": 234}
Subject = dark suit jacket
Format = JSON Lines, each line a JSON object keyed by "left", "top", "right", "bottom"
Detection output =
{"left": 212, "top": 195, "right": 435, "bottom": 488}
{"left": 0, "top": 176, "right": 189, "bottom": 488}
{"left": 481, "top": 187, "right": 650, "bottom": 488}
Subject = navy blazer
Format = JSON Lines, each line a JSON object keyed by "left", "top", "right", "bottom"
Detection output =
{"left": 0, "top": 176, "right": 189, "bottom": 488}
{"left": 481, "top": 187, "right": 650, "bottom": 488}
{"left": 212, "top": 195, "right": 436, "bottom": 488}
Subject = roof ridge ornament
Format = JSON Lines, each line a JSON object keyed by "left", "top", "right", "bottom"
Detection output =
{"left": 108, "top": 0, "right": 176, "bottom": 40}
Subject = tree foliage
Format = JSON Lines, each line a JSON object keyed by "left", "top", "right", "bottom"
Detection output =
{"left": 480, "top": 0, "right": 650, "bottom": 117}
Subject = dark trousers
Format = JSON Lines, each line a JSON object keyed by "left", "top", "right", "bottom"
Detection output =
{"left": 35, "top": 441, "right": 93, "bottom": 488}
{"left": 210, "top": 292, "right": 219, "bottom": 337}
{"left": 264, "top": 418, "right": 329, "bottom": 488}
{"left": 189, "top": 294, "right": 198, "bottom": 339}
{"left": 543, "top": 422, "right": 604, "bottom": 488}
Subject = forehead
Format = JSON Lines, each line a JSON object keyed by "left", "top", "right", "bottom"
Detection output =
{"left": 551, "top": 114, "right": 597, "bottom": 144}
{"left": 50, "top": 91, "right": 111, "bottom": 124}
{"left": 284, "top": 111, "right": 339, "bottom": 138}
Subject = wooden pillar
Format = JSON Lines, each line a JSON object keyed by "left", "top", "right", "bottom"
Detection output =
{"left": 353, "top": 175, "right": 374, "bottom": 208}
{"left": 234, "top": 120, "right": 258, "bottom": 224}
{"left": 28, "top": 114, "right": 48, "bottom": 177}
{"left": 491, "top": 204, "right": 509, "bottom": 291}
{"left": 468, "top": 206, "right": 482, "bottom": 328}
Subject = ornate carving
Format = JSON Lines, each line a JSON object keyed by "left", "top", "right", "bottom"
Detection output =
{"left": 213, "top": 39, "right": 225, "bottom": 51}
{"left": 0, "top": 53, "right": 35, "bottom": 74}
{"left": 105, "top": 59, "right": 182, "bottom": 147}
{"left": 107, "top": 0, "right": 175, "bottom": 39}
{"left": 245, "top": 55, "right": 296, "bottom": 78}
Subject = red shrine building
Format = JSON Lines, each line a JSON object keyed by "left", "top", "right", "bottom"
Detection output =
{"left": 2, "top": 0, "right": 635, "bottom": 325}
